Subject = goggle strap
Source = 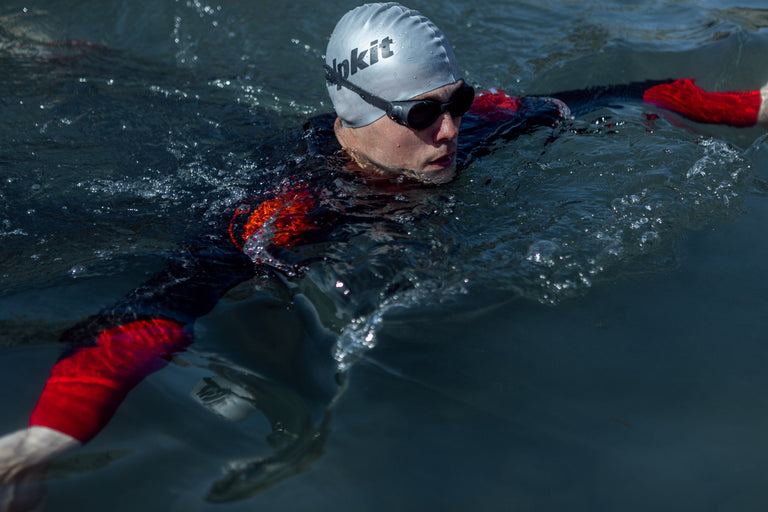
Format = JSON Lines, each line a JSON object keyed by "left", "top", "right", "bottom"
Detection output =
{"left": 324, "top": 64, "right": 392, "bottom": 114}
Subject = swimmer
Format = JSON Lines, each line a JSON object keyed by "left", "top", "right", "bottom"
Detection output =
{"left": 2, "top": 2, "right": 768, "bottom": 509}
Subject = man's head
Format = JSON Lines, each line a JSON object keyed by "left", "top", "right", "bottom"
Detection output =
{"left": 325, "top": 3, "right": 471, "bottom": 184}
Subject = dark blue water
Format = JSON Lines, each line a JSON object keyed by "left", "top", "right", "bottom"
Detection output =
{"left": 2, "top": 1, "right": 768, "bottom": 510}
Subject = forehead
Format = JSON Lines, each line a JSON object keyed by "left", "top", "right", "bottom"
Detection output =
{"left": 411, "top": 80, "right": 464, "bottom": 102}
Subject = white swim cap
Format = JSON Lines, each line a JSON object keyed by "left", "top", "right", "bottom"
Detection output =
{"left": 325, "top": 3, "right": 461, "bottom": 127}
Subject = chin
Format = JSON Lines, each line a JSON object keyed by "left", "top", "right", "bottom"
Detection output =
{"left": 417, "top": 165, "right": 457, "bottom": 185}
{"left": 358, "top": 159, "right": 456, "bottom": 185}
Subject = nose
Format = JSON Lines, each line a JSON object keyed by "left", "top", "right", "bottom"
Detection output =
{"left": 433, "top": 112, "right": 460, "bottom": 142}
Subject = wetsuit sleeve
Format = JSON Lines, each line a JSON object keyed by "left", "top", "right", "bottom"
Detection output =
{"left": 544, "top": 79, "right": 768, "bottom": 128}
{"left": 28, "top": 183, "right": 321, "bottom": 443}
{"left": 29, "top": 319, "right": 193, "bottom": 442}
{"left": 642, "top": 79, "right": 767, "bottom": 128}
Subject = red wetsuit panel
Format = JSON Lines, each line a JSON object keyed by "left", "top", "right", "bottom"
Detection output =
{"left": 468, "top": 89, "right": 523, "bottom": 122}
{"left": 229, "top": 183, "right": 319, "bottom": 251}
{"left": 29, "top": 319, "right": 192, "bottom": 442}
{"left": 644, "top": 79, "right": 761, "bottom": 127}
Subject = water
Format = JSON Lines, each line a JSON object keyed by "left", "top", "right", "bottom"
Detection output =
{"left": 2, "top": 0, "right": 768, "bottom": 510}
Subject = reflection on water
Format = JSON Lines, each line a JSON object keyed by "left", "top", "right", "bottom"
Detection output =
{"left": 190, "top": 360, "right": 339, "bottom": 502}
{"left": 1, "top": 0, "right": 768, "bottom": 510}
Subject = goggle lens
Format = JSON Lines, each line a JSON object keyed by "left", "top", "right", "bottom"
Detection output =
{"left": 390, "top": 84, "right": 475, "bottom": 130}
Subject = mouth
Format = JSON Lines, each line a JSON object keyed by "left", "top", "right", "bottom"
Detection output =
{"left": 428, "top": 152, "right": 455, "bottom": 169}
{"left": 418, "top": 152, "right": 457, "bottom": 184}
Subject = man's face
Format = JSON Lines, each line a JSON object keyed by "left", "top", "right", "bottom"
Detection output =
{"left": 338, "top": 81, "right": 464, "bottom": 185}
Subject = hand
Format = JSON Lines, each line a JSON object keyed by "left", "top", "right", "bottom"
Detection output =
{"left": 759, "top": 82, "right": 768, "bottom": 129}
{"left": 0, "top": 427, "right": 80, "bottom": 512}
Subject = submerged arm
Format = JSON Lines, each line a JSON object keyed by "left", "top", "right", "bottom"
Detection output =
{"left": 1, "top": 235, "right": 255, "bottom": 504}
{"left": 0, "top": 182, "right": 321, "bottom": 497}
{"left": 27, "top": 234, "right": 257, "bottom": 444}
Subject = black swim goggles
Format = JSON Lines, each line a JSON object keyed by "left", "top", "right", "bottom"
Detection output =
{"left": 324, "top": 64, "right": 475, "bottom": 130}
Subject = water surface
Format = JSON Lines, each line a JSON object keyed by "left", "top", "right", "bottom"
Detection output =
{"left": 1, "top": 1, "right": 768, "bottom": 510}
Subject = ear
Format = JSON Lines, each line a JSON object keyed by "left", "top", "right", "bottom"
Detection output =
{"left": 333, "top": 117, "right": 373, "bottom": 171}
{"left": 334, "top": 117, "right": 356, "bottom": 149}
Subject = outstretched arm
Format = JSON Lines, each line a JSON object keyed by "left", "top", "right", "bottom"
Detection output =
{"left": 460, "top": 76, "right": 768, "bottom": 162}
{"left": 642, "top": 78, "right": 768, "bottom": 128}
{"left": 543, "top": 78, "right": 768, "bottom": 129}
